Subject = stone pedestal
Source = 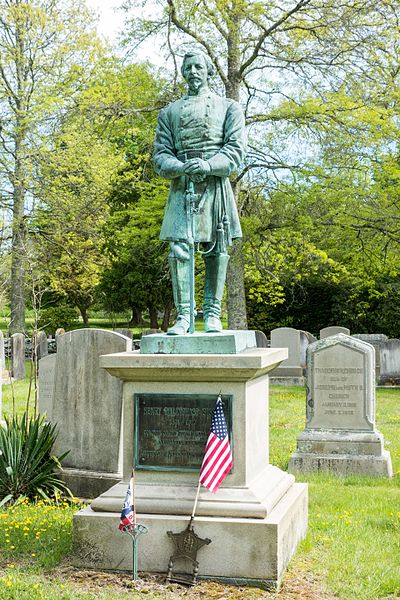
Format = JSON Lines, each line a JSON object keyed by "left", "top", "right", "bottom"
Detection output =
{"left": 73, "top": 344, "right": 308, "bottom": 589}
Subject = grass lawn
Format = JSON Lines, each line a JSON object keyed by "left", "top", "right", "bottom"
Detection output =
{"left": 0, "top": 381, "right": 399, "bottom": 599}
{"left": 0, "top": 312, "right": 219, "bottom": 336}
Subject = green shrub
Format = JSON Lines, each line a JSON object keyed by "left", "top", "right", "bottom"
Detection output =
{"left": 38, "top": 305, "right": 78, "bottom": 335}
{"left": 0, "top": 414, "right": 71, "bottom": 506}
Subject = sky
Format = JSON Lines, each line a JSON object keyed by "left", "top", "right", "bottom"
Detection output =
{"left": 84, "top": 0, "right": 166, "bottom": 65}
{"left": 85, "top": 0, "right": 125, "bottom": 43}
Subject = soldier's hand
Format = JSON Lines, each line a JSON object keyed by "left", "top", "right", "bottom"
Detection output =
{"left": 184, "top": 158, "right": 211, "bottom": 176}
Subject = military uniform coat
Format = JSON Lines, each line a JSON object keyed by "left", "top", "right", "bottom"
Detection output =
{"left": 154, "top": 90, "right": 246, "bottom": 244}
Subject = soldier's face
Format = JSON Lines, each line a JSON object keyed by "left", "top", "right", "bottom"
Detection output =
{"left": 182, "top": 56, "right": 208, "bottom": 94}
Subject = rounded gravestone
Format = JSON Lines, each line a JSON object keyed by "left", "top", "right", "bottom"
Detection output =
{"left": 289, "top": 334, "right": 392, "bottom": 477}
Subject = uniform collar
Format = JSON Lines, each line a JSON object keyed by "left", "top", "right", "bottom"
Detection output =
{"left": 184, "top": 89, "right": 212, "bottom": 99}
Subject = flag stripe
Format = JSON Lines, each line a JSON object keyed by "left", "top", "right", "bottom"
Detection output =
{"left": 201, "top": 434, "right": 220, "bottom": 464}
{"left": 201, "top": 445, "right": 232, "bottom": 489}
{"left": 200, "top": 437, "right": 230, "bottom": 483}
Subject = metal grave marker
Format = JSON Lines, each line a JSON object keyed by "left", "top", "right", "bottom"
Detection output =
{"left": 134, "top": 394, "right": 232, "bottom": 471}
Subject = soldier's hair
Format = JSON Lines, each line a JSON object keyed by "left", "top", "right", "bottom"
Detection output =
{"left": 181, "top": 51, "right": 215, "bottom": 79}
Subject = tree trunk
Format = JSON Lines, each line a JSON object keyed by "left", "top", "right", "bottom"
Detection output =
{"left": 227, "top": 238, "right": 248, "bottom": 329}
{"left": 9, "top": 17, "right": 28, "bottom": 335}
{"left": 129, "top": 306, "right": 144, "bottom": 327}
{"left": 161, "top": 300, "right": 173, "bottom": 331}
{"left": 225, "top": 24, "right": 248, "bottom": 330}
{"left": 78, "top": 305, "right": 89, "bottom": 326}
{"left": 9, "top": 146, "right": 27, "bottom": 335}
{"left": 148, "top": 305, "right": 159, "bottom": 329}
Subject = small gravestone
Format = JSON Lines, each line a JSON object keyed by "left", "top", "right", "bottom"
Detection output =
{"left": 38, "top": 354, "right": 56, "bottom": 418}
{"left": 34, "top": 330, "right": 48, "bottom": 360}
{"left": 255, "top": 330, "right": 269, "bottom": 348}
{"left": 115, "top": 328, "right": 133, "bottom": 339}
{"left": 320, "top": 326, "right": 350, "bottom": 339}
{"left": 353, "top": 334, "right": 388, "bottom": 379}
{"left": 289, "top": 334, "right": 392, "bottom": 477}
{"left": 11, "top": 333, "right": 25, "bottom": 380}
{"left": 270, "top": 327, "right": 314, "bottom": 385}
{"left": 379, "top": 339, "right": 400, "bottom": 385}
{"left": 50, "top": 329, "right": 132, "bottom": 497}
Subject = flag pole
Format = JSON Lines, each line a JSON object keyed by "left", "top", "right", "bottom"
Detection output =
{"left": 130, "top": 469, "right": 136, "bottom": 525}
{"left": 189, "top": 480, "right": 202, "bottom": 529}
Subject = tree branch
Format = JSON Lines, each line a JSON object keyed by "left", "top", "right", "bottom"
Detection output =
{"left": 239, "top": 0, "right": 312, "bottom": 77}
{"left": 167, "top": 0, "right": 228, "bottom": 86}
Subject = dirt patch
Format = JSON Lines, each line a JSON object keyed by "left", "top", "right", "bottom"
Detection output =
{"left": 48, "top": 565, "right": 338, "bottom": 599}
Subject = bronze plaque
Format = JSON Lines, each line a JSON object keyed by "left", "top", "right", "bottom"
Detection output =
{"left": 134, "top": 394, "right": 232, "bottom": 470}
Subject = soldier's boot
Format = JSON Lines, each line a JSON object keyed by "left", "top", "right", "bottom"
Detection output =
{"left": 203, "top": 253, "right": 230, "bottom": 333}
{"left": 167, "top": 255, "right": 191, "bottom": 335}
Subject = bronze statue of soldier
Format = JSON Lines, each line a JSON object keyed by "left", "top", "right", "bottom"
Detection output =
{"left": 154, "top": 50, "right": 246, "bottom": 335}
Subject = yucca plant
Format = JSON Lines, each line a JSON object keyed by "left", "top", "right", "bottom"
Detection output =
{"left": 0, "top": 413, "right": 71, "bottom": 506}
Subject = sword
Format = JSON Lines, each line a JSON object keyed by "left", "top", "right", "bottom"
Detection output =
{"left": 185, "top": 178, "right": 199, "bottom": 334}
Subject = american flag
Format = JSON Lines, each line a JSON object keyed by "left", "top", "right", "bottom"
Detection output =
{"left": 199, "top": 395, "right": 233, "bottom": 493}
{"left": 119, "top": 474, "right": 136, "bottom": 531}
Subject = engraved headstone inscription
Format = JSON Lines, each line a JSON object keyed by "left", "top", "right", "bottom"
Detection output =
{"left": 135, "top": 394, "right": 232, "bottom": 470}
{"left": 289, "top": 333, "right": 392, "bottom": 477}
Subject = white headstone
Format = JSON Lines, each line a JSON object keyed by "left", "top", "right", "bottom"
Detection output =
{"left": 270, "top": 327, "right": 314, "bottom": 382}
{"left": 11, "top": 333, "right": 25, "bottom": 380}
{"left": 271, "top": 327, "right": 303, "bottom": 370}
{"left": 320, "top": 326, "right": 350, "bottom": 339}
{"left": 289, "top": 334, "right": 392, "bottom": 477}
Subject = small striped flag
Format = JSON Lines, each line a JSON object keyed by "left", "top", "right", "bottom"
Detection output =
{"left": 119, "top": 474, "right": 135, "bottom": 531}
{"left": 199, "top": 395, "right": 233, "bottom": 493}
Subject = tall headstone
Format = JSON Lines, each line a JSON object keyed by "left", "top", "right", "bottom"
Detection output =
{"left": 270, "top": 327, "right": 316, "bottom": 385}
{"left": 320, "top": 326, "right": 350, "bottom": 339}
{"left": 379, "top": 339, "right": 400, "bottom": 385}
{"left": 11, "top": 333, "right": 25, "bottom": 380}
{"left": 49, "top": 329, "right": 132, "bottom": 497}
{"left": 289, "top": 334, "right": 392, "bottom": 477}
